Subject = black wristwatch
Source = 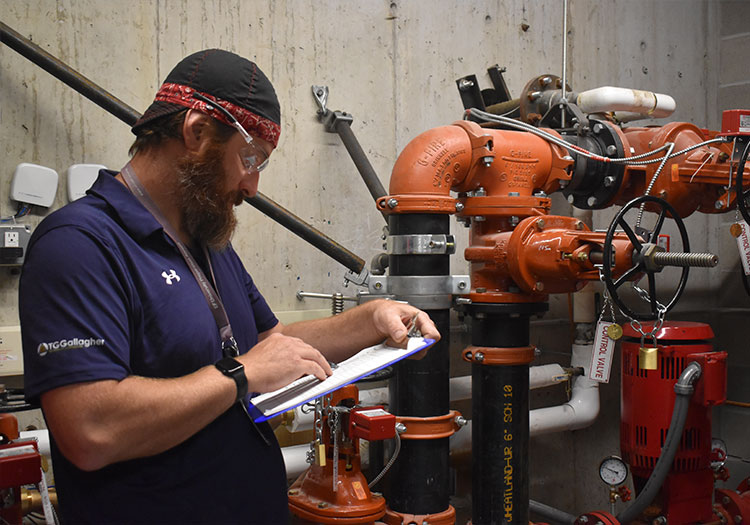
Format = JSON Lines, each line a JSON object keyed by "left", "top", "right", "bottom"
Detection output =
{"left": 215, "top": 357, "right": 248, "bottom": 403}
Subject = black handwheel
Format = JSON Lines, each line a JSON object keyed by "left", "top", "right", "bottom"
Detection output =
{"left": 733, "top": 140, "right": 750, "bottom": 224}
{"left": 602, "top": 195, "right": 690, "bottom": 321}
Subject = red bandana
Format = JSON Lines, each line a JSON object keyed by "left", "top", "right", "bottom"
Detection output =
{"left": 154, "top": 83, "right": 281, "bottom": 148}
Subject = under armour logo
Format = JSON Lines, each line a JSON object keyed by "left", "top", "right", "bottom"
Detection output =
{"left": 162, "top": 269, "right": 181, "bottom": 285}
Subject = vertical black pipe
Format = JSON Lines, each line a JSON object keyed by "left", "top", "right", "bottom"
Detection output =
{"left": 469, "top": 306, "right": 542, "bottom": 525}
{"left": 385, "top": 214, "right": 451, "bottom": 514}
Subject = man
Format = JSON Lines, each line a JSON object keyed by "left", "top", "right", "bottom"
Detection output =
{"left": 19, "top": 49, "right": 438, "bottom": 524}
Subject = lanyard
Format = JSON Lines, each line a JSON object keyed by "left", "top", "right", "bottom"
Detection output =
{"left": 120, "top": 163, "right": 239, "bottom": 359}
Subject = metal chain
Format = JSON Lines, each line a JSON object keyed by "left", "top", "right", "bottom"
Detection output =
{"left": 631, "top": 279, "right": 667, "bottom": 312}
{"left": 599, "top": 267, "right": 667, "bottom": 340}
{"left": 628, "top": 302, "right": 666, "bottom": 341}
{"left": 329, "top": 408, "right": 340, "bottom": 492}
{"left": 314, "top": 398, "right": 324, "bottom": 444}
{"left": 596, "top": 268, "right": 617, "bottom": 323}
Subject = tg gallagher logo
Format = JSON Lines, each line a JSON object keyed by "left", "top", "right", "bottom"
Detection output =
{"left": 37, "top": 337, "right": 106, "bottom": 357}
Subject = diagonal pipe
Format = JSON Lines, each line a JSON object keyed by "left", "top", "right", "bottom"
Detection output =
{"left": 1, "top": 20, "right": 365, "bottom": 274}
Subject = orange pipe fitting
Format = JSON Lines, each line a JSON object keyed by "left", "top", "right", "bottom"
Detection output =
{"left": 395, "top": 410, "right": 463, "bottom": 440}
{"left": 452, "top": 123, "right": 573, "bottom": 197}
{"left": 613, "top": 123, "right": 736, "bottom": 217}
{"left": 462, "top": 345, "right": 535, "bottom": 366}
{"left": 0, "top": 414, "right": 19, "bottom": 441}
{"left": 378, "top": 120, "right": 573, "bottom": 215}
{"left": 288, "top": 461, "right": 386, "bottom": 525}
{"left": 377, "top": 124, "right": 474, "bottom": 214}
{"left": 383, "top": 505, "right": 456, "bottom": 525}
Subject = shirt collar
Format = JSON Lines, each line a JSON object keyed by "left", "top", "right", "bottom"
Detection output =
{"left": 88, "top": 169, "right": 166, "bottom": 242}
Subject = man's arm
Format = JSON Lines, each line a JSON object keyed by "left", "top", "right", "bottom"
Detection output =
{"left": 266, "top": 299, "right": 441, "bottom": 363}
{"left": 41, "top": 332, "right": 332, "bottom": 472}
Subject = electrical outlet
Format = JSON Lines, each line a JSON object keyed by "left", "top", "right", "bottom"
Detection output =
{"left": 0, "top": 326, "right": 23, "bottom": 376}
{"left": 0, "top": 225, "right": 32, "bottom": 266}
{"left": 4, "top": 231, "right": 19, "bottom": 248}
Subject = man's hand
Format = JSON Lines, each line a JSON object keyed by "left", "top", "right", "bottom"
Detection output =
{"left": 278, "top": 299, "right": 441, "bottom": 363}
{"left": 239, "top": 333, "right": 333, "bottom": 393}
{"left": 372, "top": 301, "right": 441, "bottom": 352}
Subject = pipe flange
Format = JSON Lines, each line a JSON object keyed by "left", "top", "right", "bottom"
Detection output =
{"left": 395, "top": 410, "right": 463, "bottom": 440}
{"left": 562, "top": 119, "right": 626, "bottom": 209}
{"left": 462, "top": 345, "right": 536, "bottom": 366}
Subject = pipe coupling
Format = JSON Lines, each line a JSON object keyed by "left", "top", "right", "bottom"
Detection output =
{"left": 674, "top": 361, "right": 702, "bottom": 396}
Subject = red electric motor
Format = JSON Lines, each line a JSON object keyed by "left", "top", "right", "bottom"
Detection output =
{"left": 620, "top": 321, "right": 727, "bottom": 524}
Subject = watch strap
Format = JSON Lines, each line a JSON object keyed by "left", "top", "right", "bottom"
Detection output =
{"left": 215, "top": 357, "right": 248, "bottom": 403}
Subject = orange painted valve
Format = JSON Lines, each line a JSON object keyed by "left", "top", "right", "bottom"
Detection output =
{"left": 465, "top": 214, "right": 636, "bottom": 298}
{"left": 288, "top": 385, "right": 393, "bottom": 524}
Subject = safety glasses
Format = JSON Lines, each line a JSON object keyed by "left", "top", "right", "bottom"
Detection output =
{"left": 192, "top": 92, "right": 270, "bottom": 173}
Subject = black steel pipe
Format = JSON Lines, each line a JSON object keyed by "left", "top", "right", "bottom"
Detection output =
{"left": 1, "top": 21, "right": 141, "bottom": 126}
{"left": 385, "top": 214, "right": 451, "bottom": 515}
{"left": 468, "top": 304, "right": 546, "bottom": 525}
{"left": 244, "top": 194, "right": 365, "bottom": 274}
{"left": 2, "top": 20, "right": 365, "bottom": 274}
{"left": 333, "top": 120, "right": 388, "bottom": 204}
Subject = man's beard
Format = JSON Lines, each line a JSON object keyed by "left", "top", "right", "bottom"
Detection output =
{"left": 175, "top": 141, "right": 244, "bottom": 251}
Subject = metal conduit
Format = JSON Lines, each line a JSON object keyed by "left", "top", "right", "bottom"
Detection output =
{"left": 1, "top": 20, "right": 365, "bottom": 274}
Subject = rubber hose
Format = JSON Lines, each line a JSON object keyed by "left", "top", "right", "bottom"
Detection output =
{"left": 616, "top": 362, "right": 701, "bottom": 524}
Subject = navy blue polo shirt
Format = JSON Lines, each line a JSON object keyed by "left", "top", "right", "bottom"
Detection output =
{"left": 19, "top": 170, "right": 288, "bottom": 524}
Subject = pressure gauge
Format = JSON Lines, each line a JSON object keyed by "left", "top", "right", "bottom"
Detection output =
{"left": 711, "top": 438, "right": 728, "bottom": 470}
{"left": 599, "top": 455, "right": 628, "bottom": 486}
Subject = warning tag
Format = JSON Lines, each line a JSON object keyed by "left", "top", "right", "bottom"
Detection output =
{"left": 589, "top": 321, "right": 616, "bottom": 383}
{"left": 735, "top": 221, "right": 750, "bottom": 276}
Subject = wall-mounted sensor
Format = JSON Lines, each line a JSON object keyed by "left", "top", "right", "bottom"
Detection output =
{"left": 10, "top": 163, "right": 59, "bottom": 208}
{"left": 67, "top": 164, "right": 106, "bottom": 202}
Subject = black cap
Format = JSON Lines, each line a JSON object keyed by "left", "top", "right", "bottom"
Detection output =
{"left": 132, "top": 49, "right": 281, "bottom": 147}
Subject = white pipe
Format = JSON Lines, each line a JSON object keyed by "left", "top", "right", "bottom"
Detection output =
{"left": 529, "top": 343, "right": 599, "bottom": 435}
{"left": 282, "top": 443, "right": 312, "bottom": 482}
{"left": 285, "top": 364, "right": 570, "bottom": 432}
{"left": 576, "top": 86, "right": 676, "bottom": 119}
{"left": 20, "top": 429, "right": 50, "bottom": 456}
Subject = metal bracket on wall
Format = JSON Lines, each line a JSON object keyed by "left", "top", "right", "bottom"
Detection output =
{"left": 311, "top": 84, "right": 388, "bottom": 215}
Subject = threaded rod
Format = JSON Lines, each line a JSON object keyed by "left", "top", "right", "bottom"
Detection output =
{"left": 652, "top": 252, "right": 718, "bottom": 268}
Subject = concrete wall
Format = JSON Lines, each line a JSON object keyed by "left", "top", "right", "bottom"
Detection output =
{"left": 0, "top": 0, "right": 737, "bottom": 517}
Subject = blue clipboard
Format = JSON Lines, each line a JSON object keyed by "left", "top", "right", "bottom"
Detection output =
{"left": 248, "top": 337, "right": 435, "bottom": 422}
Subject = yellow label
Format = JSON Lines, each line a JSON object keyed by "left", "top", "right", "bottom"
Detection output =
{"left": 351, "top": 481, "right": 367, "bottom": 500}
{"left": 315, "top": 443, "right": 326, "bottom": 467}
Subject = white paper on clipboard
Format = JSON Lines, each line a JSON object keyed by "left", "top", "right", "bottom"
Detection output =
{"left": 249, "top": 337, "right": 434, "bottom": 422}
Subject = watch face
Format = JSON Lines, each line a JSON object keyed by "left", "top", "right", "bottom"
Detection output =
{"left": 599, "top": 456, "right": 628, "bottom": 486}
{"left": 217, "top": 357, "right": 243, "bottom": 374}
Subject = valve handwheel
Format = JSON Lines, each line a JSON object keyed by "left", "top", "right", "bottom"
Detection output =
{"left": 602, "top": 196, "right": 690, "bottom": 321}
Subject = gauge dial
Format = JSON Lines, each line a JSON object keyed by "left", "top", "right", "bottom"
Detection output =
{"left": 599, "top": 455, "right": 628, "bottom": 486}
{"left": 711, "top": 438, "right": 728, "bottom": 470}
